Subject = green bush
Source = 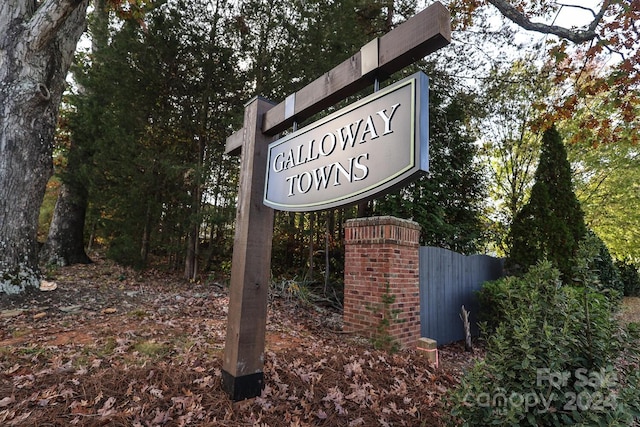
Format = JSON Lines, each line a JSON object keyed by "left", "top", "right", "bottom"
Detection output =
{"left": 476, "top": 277, "right": 510, "bottom": 331}
{"left": 448, "top": 261, "right": 640, "bottom": 426}
{"left": 106, "top": 235, "right": 145, "bottom": 268}
{"left": 572, "top": 231, "right": 622, "bottom": 299}
{"left": 617, "top": 259, "right": 640, "bottom": 297}
{"left": 478, "top": 231, "right": 623, "bottom": 330}
{"left": 477, "top": 276, "right": 524, "bottom": 333}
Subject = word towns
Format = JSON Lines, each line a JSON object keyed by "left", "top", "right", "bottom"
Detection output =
{"left": 264, "top": 72, "right": 429, "bottom": 211}
{"left": 271, "top": 103, "right": 400, "bottom": 197}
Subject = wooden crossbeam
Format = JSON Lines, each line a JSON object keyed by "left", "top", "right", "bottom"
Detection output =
{"left": 225, "top": 127, "right": 245, "bottom": 156}
{"left": 225, "top": 1, "right": 451, "bottom": 154}
{"left": 261, "top": 1, "right": 450, "bottom": 136}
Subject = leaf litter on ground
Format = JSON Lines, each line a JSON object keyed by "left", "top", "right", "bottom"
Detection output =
{"left": 0, "top": 254, "right": 477, "bottom": 426}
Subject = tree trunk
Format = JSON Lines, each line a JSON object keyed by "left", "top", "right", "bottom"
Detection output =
{"left": 0, "top": 0, "right": 89, "bottom": 295}
{"left": 184, "top": 186, "right": 201, "bottom": 281}
{"left": 41, "top": 0, "right": 107, "bottom": 268}
{"left": 460, "top": 305, "right": 473, "bottom": 352}
{"left": 140, "top": 202, "right": 152, "bottom": 264}
{"left": 40, "top": 182, "right": 91, "bottom": 266}
{"left": 87, "top": 219, "right": 97, "bottom": 251}
{"left": 184, "top": 225, "right": 198, "bottom": 281}
{"left": 324, "top": 225, "right": 330, "bottom": 294}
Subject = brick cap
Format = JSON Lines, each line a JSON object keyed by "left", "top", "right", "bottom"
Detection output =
{"left": 345, "top": 216, "right": 421, "bottom": 231}
{"left": 417, "top": 337, "right": 437, "bottom": 349}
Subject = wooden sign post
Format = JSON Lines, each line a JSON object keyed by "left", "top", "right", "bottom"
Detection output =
{"left": 221, "top": 96, "right": 276, "bottom": 401}
{"left": 222, "top": 1, "right": 451, "bottom": 401}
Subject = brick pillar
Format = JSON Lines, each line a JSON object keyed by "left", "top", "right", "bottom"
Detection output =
{"left": 343, "top": 216, "right": 421, "bottom": 349}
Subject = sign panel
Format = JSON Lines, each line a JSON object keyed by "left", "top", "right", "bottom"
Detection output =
{"left": 264, "top": 72, "right": 429, "bottom": 211}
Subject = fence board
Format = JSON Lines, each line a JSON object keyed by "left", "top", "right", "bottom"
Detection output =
{"left": 419, "top": 247, "right": 504, "bottom": 345}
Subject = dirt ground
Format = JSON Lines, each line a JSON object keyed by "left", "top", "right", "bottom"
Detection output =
{"left": 622, "top": 297, "right": 640, "bottom": 325}
{"left": 0, "top": 256, "right": 480, "bottom": 426}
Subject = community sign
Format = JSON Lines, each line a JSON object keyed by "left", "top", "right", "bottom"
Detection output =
{"left": 263, "top": 72, "right": 429, "bottom": 211}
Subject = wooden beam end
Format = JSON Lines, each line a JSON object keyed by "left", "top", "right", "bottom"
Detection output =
{"left": 225, "top": 128, "right": 245, "bottom": 156}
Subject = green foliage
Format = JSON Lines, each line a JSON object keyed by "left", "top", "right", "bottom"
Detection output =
{"left": 374, "top": 75, "right": 487, "bottom": 253}
{"left": 448, "top": 261, "right": 640, "bottom": 426}
{"left": 592, "top": 237, "right": 623, "bottom": 296}
{"left": 478, "top": 59, "right": 549, "bottom": 256}
{"left": 106, "top": 234, "right": 146, "bottom": 269}
{"left": 508, "top": 125, "right": 587, "bottom": 281}
{"left": 366, "top": 283, "right": 401, "bottom": 353}
{"left": 68, "top": 0, "right": 244, "bottom": 269}
{"left": 480, "top": 231, "right": 623, "bottom": 334}
{"left": 476, "top": 276, "right": 515, "bottom": 332}
{"left": 571, "top": 231, "right": 622, "bottom": 299}
{"left": 562, "top": 85, "right": 640, "bottom": 261}
{"left": 617, "top": 259, "right": 640, "bottom": 297}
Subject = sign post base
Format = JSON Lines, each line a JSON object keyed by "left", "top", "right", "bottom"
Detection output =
{"left": 221, "top": 371, "right": 265, "bottom": 401}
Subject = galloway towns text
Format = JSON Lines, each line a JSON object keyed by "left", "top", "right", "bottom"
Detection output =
{"left": 264, "top": 72, "right": 428, "bottom": 212}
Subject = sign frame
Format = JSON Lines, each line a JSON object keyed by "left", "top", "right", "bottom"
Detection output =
{"left": 263, "top": 71, "right": 429, "bottom": 212}
{"left": 222, "top": 1, "right": 451, "bottom": 402}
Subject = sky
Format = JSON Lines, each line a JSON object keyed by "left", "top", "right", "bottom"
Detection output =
{"left": 552, "top": 0, "right": 601, "bottom": 28}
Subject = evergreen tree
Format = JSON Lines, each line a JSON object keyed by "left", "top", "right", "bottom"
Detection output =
{"left": 373, "top": 71, "right": 486, "bottom": 254}
{"left": 508, "top": 125, "right": 587, "bottom": 280}
{"left": 65, "top": 0, "right": 244, "bottom": 269}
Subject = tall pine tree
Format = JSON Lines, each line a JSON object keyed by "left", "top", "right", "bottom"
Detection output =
{"left": 508, "top": 125, "right": 587, "bottom": 280}
{"left": 373, "top": 69, "right": 486, "bottom": 254}
{"left": 63, "top": 0, "right": 244, "bottom": 269}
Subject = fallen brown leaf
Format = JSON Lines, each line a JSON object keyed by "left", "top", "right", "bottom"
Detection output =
{"left": 0, "top": 396, "right": 15, "bottom": 408}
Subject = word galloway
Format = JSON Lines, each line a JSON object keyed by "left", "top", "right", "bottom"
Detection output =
{"left": 271, "top": 103, "right": 400, "bottom": 197}
{"left": 264, "top": 72, "right": 429, "bottom": 211}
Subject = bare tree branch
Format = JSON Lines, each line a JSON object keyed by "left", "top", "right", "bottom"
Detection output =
{"left": 554, "top": 3, "right": 598, "bottom": 18}
{"left": 25, "top": 0, "right": 87, "bottom": 51}
{"left": 487, "top": 0, "right": 609, "bottom": 44}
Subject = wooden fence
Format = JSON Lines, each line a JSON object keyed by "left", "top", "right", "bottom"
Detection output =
{"left": 419, "top": 247, "right": 504, "bottom": 345}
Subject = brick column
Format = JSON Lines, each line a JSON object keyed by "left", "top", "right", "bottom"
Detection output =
{"left": 343, "top": 216, "right": 421, "bottom": 349}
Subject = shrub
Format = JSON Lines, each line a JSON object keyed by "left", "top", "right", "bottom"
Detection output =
{"left": 477, "top": 275, "right": 524, "bottom": 333}
{"left": 448, "top": 261, "right": 640, "bottom": 426}
{"left": 617, "top": 259, "right": 640, "bottom": 297}
{"left": 478, "top": 230, "right": 623, "bottom": 330}
{"left": 571, "top": 230, "right": 622, "bottom": 299}
{"left": 476, "top": 277, "right": 510, "bottom": 331}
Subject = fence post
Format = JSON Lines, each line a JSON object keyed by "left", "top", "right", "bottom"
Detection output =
{"left": 343, "top": 216, "right": 421, "bottom": 349}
